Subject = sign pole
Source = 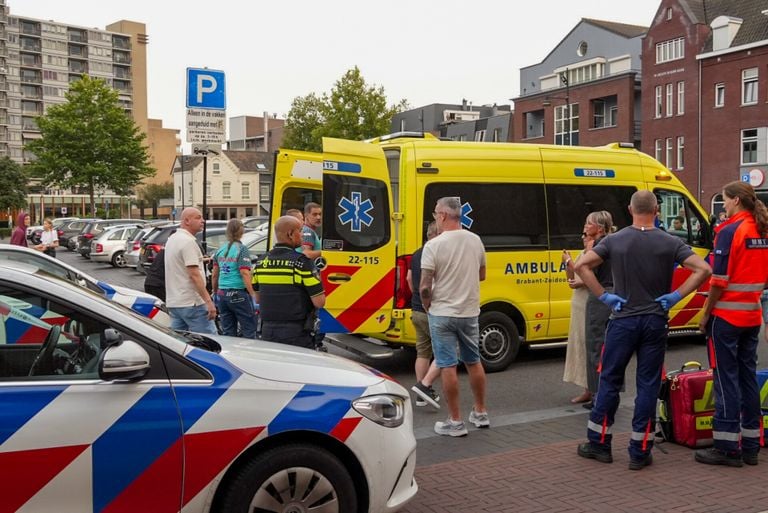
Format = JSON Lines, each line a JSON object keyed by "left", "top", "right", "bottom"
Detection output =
{"left": 202, "top": 154, "right": 208, "bottom": 254}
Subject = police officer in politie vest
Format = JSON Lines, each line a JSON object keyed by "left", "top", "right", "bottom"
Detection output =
{"left": 695, "top": 181, "right": 768, "bottom": 467}
{"left": 252, "top": 215, "right": 326, "bottom": 348}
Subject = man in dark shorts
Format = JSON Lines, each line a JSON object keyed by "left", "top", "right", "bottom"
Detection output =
{"left": 575, "top": 190, "right": 711, "bottom": 470}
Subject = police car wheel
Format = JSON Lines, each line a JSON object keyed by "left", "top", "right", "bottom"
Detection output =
{"left": 478, "top": 311, "right": 520, "bottom": 373}
{"left": 216, "top": 443, "right": 357, "bottom": 513}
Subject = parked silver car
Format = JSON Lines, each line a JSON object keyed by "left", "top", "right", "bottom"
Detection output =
{"left": 90, "top": 224, "right": 143, "bottom": 267}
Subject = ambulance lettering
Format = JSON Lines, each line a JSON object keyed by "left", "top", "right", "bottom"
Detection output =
{"left": 505, "top": 261, "right": 567, "bottom": 274}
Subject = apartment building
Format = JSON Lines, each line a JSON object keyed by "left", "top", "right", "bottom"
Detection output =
{"left": 0, "top": 0, "right": 178, "bottom": 219}
{"left": 228, "top": 114, "right": 285, "bottom": 153}
{"left": 391, "top": 100, "right": 513, "bottom": 142}
{"left": 512, "top": 18, "right": 646, "bottom": 148}
{"left": 642, "top": 0, "right": 768, "bottom": 210}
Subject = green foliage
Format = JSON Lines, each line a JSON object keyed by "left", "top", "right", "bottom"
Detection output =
{"left": 25, "top": 75, "right": 154, "bottom": 214}
{"left": 137, "top": 182, "right": 174, "bottom": 205}
{"left": 283, "top": 67, "right": 408, "bottom": 152}
{"left": 0, "top": 157, "right": 28, "bottom": 210}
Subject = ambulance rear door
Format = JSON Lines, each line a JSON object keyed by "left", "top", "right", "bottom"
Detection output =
{"left": 270, "top": 149, "right": 323, "bottom": 248}
{"left": 318, "top": 137, "right": 396, "bottom": 335}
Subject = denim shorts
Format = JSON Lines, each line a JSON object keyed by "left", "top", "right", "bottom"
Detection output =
{"left": 428, "top": 314, "right": 481, "bottom": 368}
{"left": 169, "top": 304, "right": 217, "bottom": 335}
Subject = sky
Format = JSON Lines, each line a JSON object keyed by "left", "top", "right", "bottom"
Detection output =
{"left": 18, "top": 1, "right": 660, "bottom": 148}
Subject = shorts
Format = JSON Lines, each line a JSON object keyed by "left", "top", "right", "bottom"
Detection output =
{"left": 411, "top": 310, "right": 432, "bottom": 359}
{"left": 428, "top": 314, "right": 481, "bottom": 368}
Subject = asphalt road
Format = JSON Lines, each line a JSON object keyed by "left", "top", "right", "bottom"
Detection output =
{"left": 56, "top": 246, "right": 768, "bottom": 439}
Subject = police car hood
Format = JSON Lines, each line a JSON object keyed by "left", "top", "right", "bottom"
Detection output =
{"left": 211, "top": 335, "right": 386, "bottom": 387}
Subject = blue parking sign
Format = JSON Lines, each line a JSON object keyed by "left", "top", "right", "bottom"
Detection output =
{"left": 186, "top": 68, "right": 226, "bottom": 110}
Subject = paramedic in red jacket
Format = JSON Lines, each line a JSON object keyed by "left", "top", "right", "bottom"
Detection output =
{"left": 696, "top": 181, "right": 768, "bottom": 467}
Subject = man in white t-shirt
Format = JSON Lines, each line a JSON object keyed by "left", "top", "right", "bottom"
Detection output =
{"left": 420, "top": 196, "right": 489, "bottom": 437}
{"left": 164, "top": 207, "right": 217, "bottom": 334}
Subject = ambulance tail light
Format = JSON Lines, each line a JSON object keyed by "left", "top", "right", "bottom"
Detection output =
{"left": 394, "top": 255, "right": 413, "bottom": 309}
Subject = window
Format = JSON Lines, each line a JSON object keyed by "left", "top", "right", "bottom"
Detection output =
{"left": 457, "top": 134, "right": 467, "bottom": 142}
{"left": 242, "top": 182, "right": 250, "bottom": 200}
{"left": 666, "top": 84, "right": 673, "bottom": 117}
{"left": 666, "top": 7, "right": 673, "bottom": 20}
{"left": 260, "top": 184, "right": 270, "bottom": 203}
{"left": 554, "top": 103, "right": 579, "bottom": 145}
{"left": 655, "top": 188, "right": 710, "bottom": 248}
{"left": 742, "top": 129, "right": 758, "bottom": 164}
{"left": 655, "top": 86, "right": 663, "bottom": 118}
{"left": 655, "top": 139, "right": 663, "bottom": 161}
{"left": 424, "top": 183, "right": 547, "bottom": 249}
{"left": 677, "top": 136, "right": 684, "bottom": 170}
{"left": 206, "top": 181, "right": 212, "bottom": 198}
{"left": 656, "top": 37, "right": 684, "bottom": 63}
{"left": 325, "top": 175, "right": 390, "bottom": 252}
{"left": 222, "top": 181, "right": 231, "bottom": 200}
{"left": 212, "top": 162, "right": 220, "bottom": 175}
{"left": 715, "top": 83, "right": 725, "bottom": 107}
{"left": 609, "top": 106, "right": 618, "bottom": 127}
{"left": 742, "top": 68, "right": 758, "bottom": 105}
{"left": 677, "top": 81, "right": 684, "bottom": 115}
{"left": 492, "top": 128, "right": 503, "bottom": 142}
{"left": 593, "top": 100, "right": 605, "bottom": 128}
{"left": 474, "top": 130, "right": 486, "bottom": 142}
{"left": 547, "top": 184, "right": 635, "bottom": 249}
{"left": 666, "top": 138, "right": 673, "bottom": 168}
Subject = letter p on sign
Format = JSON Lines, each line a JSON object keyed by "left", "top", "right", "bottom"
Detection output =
{"left": 186, "top": 68, "right": 226, "bottom": 110}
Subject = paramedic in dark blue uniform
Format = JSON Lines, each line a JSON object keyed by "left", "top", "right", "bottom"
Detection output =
{"left": 574, "top": 190, "right": 711, "bottom": 470}
{"left": 252, "top": 215, "right": 325, "bottom": 349}
{"left": 695, "top": 181, "right": 768, "bottom": 467}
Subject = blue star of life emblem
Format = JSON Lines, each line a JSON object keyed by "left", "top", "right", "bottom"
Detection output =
{"left": 338, "top": 192, "right": 374, "bottom": 232}
{"left": 461, "top": 202, "right": 474, "bottom": 229}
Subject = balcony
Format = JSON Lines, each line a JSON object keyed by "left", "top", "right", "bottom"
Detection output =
{"left": 112, "top": 36, "right": 131, "bottom": 50}
{"left": 20, "top": 41, "right": 42, "bottom": 53}
{"left": 20, "top": 72, "right": 42, "bottom": 84}
{"left": 0, "top": 79, "right": 7, "bottom": 91}
{"left": 20, "top": 23, "right": 41, "bottom": 37}
{"left": 68, "top": 46, "right": 87, "bottom": 58}
{"left": 68, "top": 31, "right": 87, "bottom": 43}
{"left": 68, "top": 62, "right": 88, "bottom": 74}
{"left": 113, "top": 51, "right": 131, "bottom": 65}
{"left": 113, "top": 68, "right": 131, "bottom": 79}
{"left": 20, "top": 55, "right": 42, "bottom": 68}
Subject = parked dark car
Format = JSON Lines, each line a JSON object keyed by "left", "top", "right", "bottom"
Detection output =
{"left": 137, "top": 220, "right": 228, "bottom": 272}
{"left": 63, "top": 219, "right": 102, "bottom": 250}
{"left": 77, "top": 219, "right": 143, "bottom": 258}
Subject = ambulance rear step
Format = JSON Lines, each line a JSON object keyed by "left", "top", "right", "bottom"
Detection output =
{"left": 324, "top": 334, "right": 394, "bottom": 360}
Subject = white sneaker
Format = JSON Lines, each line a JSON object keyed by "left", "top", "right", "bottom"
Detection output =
{"left": 468, "top": 409, "right": 490, "bottom": 428}
{"left": 434, "top": 418, "right": 468, "bottom": 437}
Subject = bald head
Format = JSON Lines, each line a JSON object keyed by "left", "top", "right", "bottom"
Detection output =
{"left": 180, "top": 207, "right": 204, "bottom": 234}
{"left": 630, "top": 190, "right": 658, "bottom": 216}
{"left": 274, "top": 215, "right": 302, "bottom": 245}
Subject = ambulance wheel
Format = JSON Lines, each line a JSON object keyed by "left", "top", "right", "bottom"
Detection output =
{"left": 216, "top": 444, "right": 357, "bottom": 513}
{"left": 478, "top": 311, "right": 520, "bottom": 373}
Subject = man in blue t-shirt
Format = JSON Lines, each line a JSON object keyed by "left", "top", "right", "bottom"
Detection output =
{"left": 574, "top": 190, "right": 711, "bottom": 470}
{"left": 301, "top": 202, "right": 322, "bottom": 260}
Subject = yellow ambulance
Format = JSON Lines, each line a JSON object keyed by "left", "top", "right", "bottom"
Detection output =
{"left": 270, "top": 133, "right": 712, "bottom": 372}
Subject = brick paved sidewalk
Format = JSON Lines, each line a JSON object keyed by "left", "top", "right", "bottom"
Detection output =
{"left": 403, "top": 407, "right": 767, "bottom": 513}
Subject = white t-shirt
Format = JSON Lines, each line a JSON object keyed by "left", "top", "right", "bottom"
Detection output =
{"left": 40, "top": 229, "right": 57, "bottom": 247}
{"left": 164, "top": 229, "right": 206, "bottom": 308}
{"left": 421, "top": 229, "right": 486, "bottom": 317}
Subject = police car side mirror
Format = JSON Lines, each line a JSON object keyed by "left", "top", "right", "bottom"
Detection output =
{"left": 98, "top": 340, "right": 150, "bottom": 382}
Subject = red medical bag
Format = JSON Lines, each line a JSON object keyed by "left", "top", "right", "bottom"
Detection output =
{"left": 658, "top": 362, "right": 714, "bottom": 448}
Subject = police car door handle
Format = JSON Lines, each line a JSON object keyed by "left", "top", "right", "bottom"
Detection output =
{"left": 327, "top": 273, "right": 352, "bottom": 282}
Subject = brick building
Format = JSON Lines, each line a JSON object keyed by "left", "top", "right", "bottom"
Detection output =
{"left": 512, "top": 18, "right": 646, "bottom": 148}
{"left": 642, "top": 0, "right": 768, "bottom": 210}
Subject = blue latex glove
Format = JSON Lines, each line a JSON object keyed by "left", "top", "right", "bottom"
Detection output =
{"left": 655, "top": 290, "right": 682, "bottom": 311}
{"left": 599, "top": 292, "right": 628, "bottom": 312}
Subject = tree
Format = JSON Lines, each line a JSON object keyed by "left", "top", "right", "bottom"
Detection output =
{"left": 26, "top": 75, "right": 154, "bottom": 216}
{"left": 136, "top": 181, "right": 174, "bottom": 218}
{"left": 0, "top": 157, "right": 28, "bottom": 211}
{"left": 283, "top": 67, "right": 408, "bottom": 152}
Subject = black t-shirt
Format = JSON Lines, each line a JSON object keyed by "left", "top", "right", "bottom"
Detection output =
{"left": 410, "top": 247, "right": 424, "bottom": 312}
{"left": 592, "top": 227, "right": 694, "bottom": 318}
{"left": 592, "top": 235, "right": 613, "bottom": 289}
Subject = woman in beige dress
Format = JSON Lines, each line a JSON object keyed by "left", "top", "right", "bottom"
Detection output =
{"left": 562, "top": 228, "right": 594, "bottom": 403}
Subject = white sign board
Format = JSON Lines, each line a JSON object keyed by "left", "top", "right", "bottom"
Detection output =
{"left": 186, "top": 67, "right": 226, "bottom": 143}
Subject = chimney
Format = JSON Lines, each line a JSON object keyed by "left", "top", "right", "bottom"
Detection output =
{"left": 263, "top": 111, "right": 269, "bottom": 152}
{"left": 711, "top": 15, "right": 742, "bottom": 51}
{"left": 462, "top": 98, "right": 467, "bottom": 111}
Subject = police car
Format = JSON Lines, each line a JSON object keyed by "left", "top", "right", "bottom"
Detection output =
{"left": 0, "top": 245, "right": 169, "bottom": 327}
{"left": 0, "top": 263, "right": 418, "bottom": 512}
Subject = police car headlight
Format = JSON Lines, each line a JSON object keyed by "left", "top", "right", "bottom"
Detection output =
{"left": 352, "top": 395, "right": 405, "bottom": 428}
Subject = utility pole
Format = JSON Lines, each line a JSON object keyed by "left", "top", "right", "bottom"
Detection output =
{"left": 193, "top": 146, "right": 219, "bottom": 253}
